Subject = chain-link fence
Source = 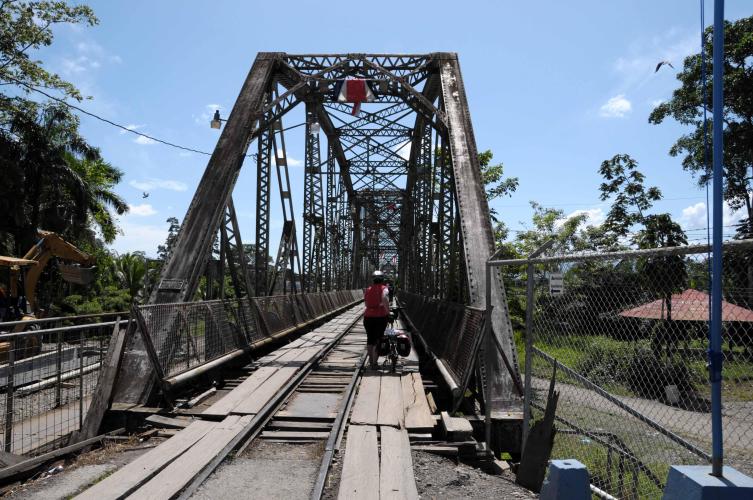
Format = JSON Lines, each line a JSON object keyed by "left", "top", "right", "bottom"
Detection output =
{"left": 0, "top": 318, "right": 124, "bottom": 455}
{"left": 495, "top": 239, "right": 753, "bottom": 499}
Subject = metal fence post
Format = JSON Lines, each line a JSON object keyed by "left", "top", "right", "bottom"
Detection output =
{"left": 55, "top": 330, "right": 63, "bottom": 407}
{"left": 4, "top": 340, "right": 15, "bottom": 452}
{"left": 79, "top": 329, "right": 85, "bottom": 429}
{"left": 522, "top": 239, "right": 554, "bottom": 452}
{"left": 522, "top": 260, "right": 535, "bottom": 451}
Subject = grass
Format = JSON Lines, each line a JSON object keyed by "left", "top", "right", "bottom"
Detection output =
{"left": 551, "top": 432, "right": 667, "bottom": 500}
{"left": 516, "top": 330, "right": 753, "bottom": 402}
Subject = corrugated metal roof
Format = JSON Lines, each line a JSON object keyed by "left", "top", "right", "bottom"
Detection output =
{"left": 619, "top": 289, "right": 753, "bottom": 322}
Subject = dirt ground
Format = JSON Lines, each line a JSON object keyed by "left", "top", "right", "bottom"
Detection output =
{"left": 2, "top": 438, "right": 157, "bottom": 499}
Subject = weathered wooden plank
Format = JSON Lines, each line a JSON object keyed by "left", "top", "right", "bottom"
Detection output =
{"left": 145, "top": 414, "right": 191, "bottom": 429}
{"left": 201, "top": 366, "right": 277, "bottom": 418}
{"left": 350, "top": 373, "right": 381, "bottom": 425}
{"left": 401, "top": 373, "right": 434, "bottom": 431}
{"left": 440, "top": 411, "right": 473, "bottom": 441}
{"left": 71, "top": 318, "right": 129, "bottom": 442}
{"left": 377, "top": 374, "right": 404, "bottom": 428}
{"left": 73, "top": 420, "right": 216, "bottom": 500}
{"left": 128, "top": 415, "right": 251, "bottom": 500}
{"left": 337, "top": 425, "right": 379, "bottom": 500}
{"left": 230, "top": 366, "right": 297, "bottom": 415}
{"left": 379, "top": 426, "right": 419, "bottom": 500}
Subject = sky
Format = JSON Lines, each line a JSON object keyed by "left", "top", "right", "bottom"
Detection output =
{"left": 29, "top": 0, "right": 753, "bottom": 257}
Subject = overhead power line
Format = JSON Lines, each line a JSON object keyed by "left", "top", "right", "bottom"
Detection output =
{"left": 3, "top": 77, "right": 242, "bottom": 157}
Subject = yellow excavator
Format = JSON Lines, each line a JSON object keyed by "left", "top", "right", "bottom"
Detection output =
{"left": 0, "top": 231, "right": 95, "bottom": 359}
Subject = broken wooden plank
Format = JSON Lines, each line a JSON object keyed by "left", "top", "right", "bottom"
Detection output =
{"left": 350, "top": 373, "right": 381, "bottom": 425}
{"left": 73, "top": 421, "right": 215, "bottom": 500}
{"left": 128, "top": 415, "right": 251, "bottom": 500}
{"left": 401, "top": 373, "right": 434, "bottom": 431}
{"left": 337, "top": 425, "right": 379, "bottom": 500}
{"left": 145, "top": 414, "right": 191, "bottom": 429}
{"left": 379, "top": 426, "right": 419, "bottom": 500}
{"left": 377, "top": 374, "right": 404, "bottom": 428}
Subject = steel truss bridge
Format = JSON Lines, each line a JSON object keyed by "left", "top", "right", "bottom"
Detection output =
{"left": 113, "top": 52, "right": 521, "bottom": 421}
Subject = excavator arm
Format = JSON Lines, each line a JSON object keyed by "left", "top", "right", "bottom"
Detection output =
{"left": 21, "top": 231, "right": 95, "bottom": 312}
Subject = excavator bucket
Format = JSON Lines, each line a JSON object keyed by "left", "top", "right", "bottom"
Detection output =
{"left": 58, "top": 263, "right": 96, "bottom": 285}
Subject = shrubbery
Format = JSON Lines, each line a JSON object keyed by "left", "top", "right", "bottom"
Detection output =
{"left": 574, "top": 336, "right": 702, "bottom": 404}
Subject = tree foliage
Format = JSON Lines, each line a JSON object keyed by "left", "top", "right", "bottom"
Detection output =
{"left": 649, "top": 16, "right": 753, "bottom": 239}
{"left": 0, "top": 0, "right": 97, "bottom": 101}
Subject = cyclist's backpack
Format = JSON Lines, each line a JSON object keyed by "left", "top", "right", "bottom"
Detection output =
{"left": 396, "top": 332, "right": 411, "bottom": 357}
{"left": 378, "top": 336, "right": 391, "bottom": 356}
{"left": 364, "top": 284, "right": 387, "bottom": 315}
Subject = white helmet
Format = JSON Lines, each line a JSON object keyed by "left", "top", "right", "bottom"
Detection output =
{"left": 372, "top": 270, "right": 384, "bottom": 278}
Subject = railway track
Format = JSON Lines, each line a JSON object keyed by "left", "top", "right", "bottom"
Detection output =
{"left": 74, "top": 306, "right": 367, "bottom": 500}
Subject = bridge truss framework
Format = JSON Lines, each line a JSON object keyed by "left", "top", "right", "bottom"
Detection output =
{"left": 113, "top": 52, "right": 521, "bottom": 417}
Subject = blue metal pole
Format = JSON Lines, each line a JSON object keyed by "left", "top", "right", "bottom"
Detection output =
{"left": 710, "top": 0, "right": 725, "bottom": 478}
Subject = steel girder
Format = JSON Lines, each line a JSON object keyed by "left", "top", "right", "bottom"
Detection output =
{"left": 114, "top": 52, "right": 520, "bottom": 414}
{"left": 438, "top": 54, "right": 520, "bottom": 411}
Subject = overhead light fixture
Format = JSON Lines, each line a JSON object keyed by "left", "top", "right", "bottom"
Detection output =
{"left": 310, "top": 121, "right": 321, "bottom": 134}
{"left": 210, "top": 110, "right": 222, "bottom": 129}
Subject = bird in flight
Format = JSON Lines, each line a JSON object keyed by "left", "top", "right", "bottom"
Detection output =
{"left": 142, "top": 192, "right": 150, "bottom": 199}
{"left": 655, "top": 60, "right": 675, "bottom": 73}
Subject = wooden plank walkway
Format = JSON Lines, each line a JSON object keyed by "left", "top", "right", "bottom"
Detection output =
{"left": 337, "top": 315, "right": 432, "bottom": 499}
{"left": 75, "top": 306, "right": 364, "bottom": 500}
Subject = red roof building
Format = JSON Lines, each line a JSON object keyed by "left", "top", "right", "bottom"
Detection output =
{"left": 618, "top": 289, "right": 753, "bottom": 322}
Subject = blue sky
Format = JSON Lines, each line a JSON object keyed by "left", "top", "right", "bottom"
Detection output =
{"left": 32, "top": 0, "right": 752, "bottom": 256}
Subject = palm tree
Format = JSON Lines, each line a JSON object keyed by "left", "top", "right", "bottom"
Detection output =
{"left": 113, "top": 253, "right": 147, "bottom": 303}
{"left": 2, "top": 100, "right": 128, "bottom": 250}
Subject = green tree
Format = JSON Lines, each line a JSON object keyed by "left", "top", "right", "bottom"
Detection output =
{"left": 649, "top": 16, "right": 753, "bottom": 240}
{"left": 157, "top": 217, "right": 181, "bottom": 262}
{"left": 479, "top": 149, "right": 518, "bottom": 242}
{"left": 598, "top": 154, "right": 662, "bottom": 240}
{"left": 0, "top": 102, "right": 127, "bottom": 250}
{"left": 0, "top": 1, "right": 97, "bottom": 102}
{"left": 113, "top": 253, "right": 148, "bottom": 303}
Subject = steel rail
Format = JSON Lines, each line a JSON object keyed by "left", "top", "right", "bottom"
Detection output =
{"left": 310, "top": 351, "right": 367, "bottom": 500}
{"left": 175, "top": 307, "right": 365, "bottom": 500}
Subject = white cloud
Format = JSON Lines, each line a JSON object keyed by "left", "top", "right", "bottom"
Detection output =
{"left": 287, "top": 156, "right": 303, "bottom": 167}
{"left": 128, "top": 203, "right": 157, "bottom": 216}
{"left": 680, "top": 199, "right": 750, "bottom": 230}
{"left": 650, "top": 99, "right": 665, "bottom": 108}
{"left": 129, "top": 178, "right": 188, "bottom": 192}
{"left": 599, "top": 94, "right": 632, "bottom": 118}
{"left": 134, "top": 135, "right": 156, "bottom": 145}
{"left": 120, "top": 124, "right": 144, "bottom": 135}
{"left": 555, "top": 207, "right": 605, "bottom": 230}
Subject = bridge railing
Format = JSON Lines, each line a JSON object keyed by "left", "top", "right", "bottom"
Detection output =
{"left": 135, "top": 290, "right": 363, "bottom": 382}
{"left": 397, "top": 291, "right": 487, "bottom": 404}
{"left": 0, "top": 318, "right": 125, "bottom": 456}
